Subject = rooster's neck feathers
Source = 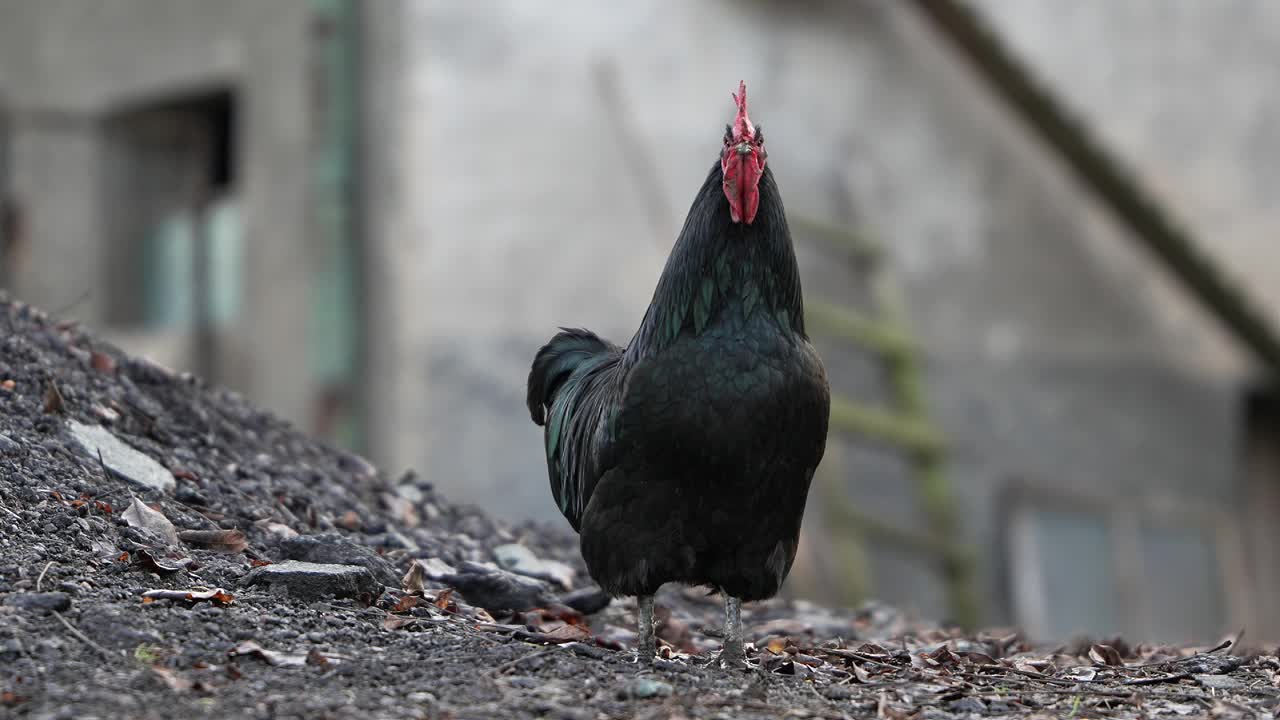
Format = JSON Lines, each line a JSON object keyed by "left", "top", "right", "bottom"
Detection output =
{"left": 626, "top": 162, "right": 804, "bottom": 364}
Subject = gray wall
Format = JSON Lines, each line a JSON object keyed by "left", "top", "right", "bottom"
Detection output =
{"left": 0, "top": 0, "right": 315, "bottom": 428}
{"left": 971, "top": 0, "right": 1280, "bottom": 372}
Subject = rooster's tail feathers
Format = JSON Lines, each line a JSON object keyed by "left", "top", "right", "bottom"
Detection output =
{"left": 526, "top": 328, "right": 619, "bottom": 425}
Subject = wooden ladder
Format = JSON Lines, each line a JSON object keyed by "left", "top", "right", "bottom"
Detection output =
{"left": 796, "top": 215, "right": 979, "bottom": 628}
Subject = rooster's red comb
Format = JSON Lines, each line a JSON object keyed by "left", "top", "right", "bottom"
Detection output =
{"left": 730, "top": 80, "right": 755, "bottom": 140}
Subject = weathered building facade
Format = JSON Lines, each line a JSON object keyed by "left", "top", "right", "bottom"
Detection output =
{"left": 0, "top": 0, "right": 360, "bottom": 441}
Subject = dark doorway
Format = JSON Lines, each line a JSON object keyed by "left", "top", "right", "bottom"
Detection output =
{"left": 1242, "top": 386, "right": 1280, "bottom": 641}
{"left": 101, "top": 89, "right": 241, "bottom": 380}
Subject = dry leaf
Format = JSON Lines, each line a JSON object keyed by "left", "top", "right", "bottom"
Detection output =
{"left": 150, "top": 666, "right": 199, "bottom": 692}
{"left": 336, "top": 511, "right": 361, "bottom": 531}
{"left": 393, "top": 595, "right": 420, "bottom": 613}
{"left": 42, "top": 381, "right": 65, "bottom": 414}
{"left": 857, "top": 643, "right": 892, "bottom": 658}
{"left": 228, "top": 640, "right": 308, "bottom": 667}
{"left": 915, "top": 645, "right": 960, "bottom": 669}
{"left": 401, "top": 561, "right": 426, "bottom": 594}
{"left": 540, "top": 624, "right": 591, "bottom": 644}
{"left": 961, "top": 651, "right": 998, "bottom": 666}
{"left": 383, "top": 613, "right": 418, "bottom": 631}
{"left": 122, "top": 497, "right": 179, "bottom": 546}
{"left": 135, "top": 548, "right": 190, "bottom": 575}
{"left": 90, "top": 351, "right": 116, "bottom": 374}
{"left": 305, "top": 648, "right": 330, "bottom": 667}
{"left": 178, "top": 529, "right": 248, "bottom": 554}
{"left": 1089, "top": 644, "right": 1124, "bottom": 667}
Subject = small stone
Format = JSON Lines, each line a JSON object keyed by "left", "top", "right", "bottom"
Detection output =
{"left": 66, "top": 420, "right": 175, "bottom": 493}
{"left": 174, "top": 484, "right": 209, "bottom": 506}
{"left": 0, "top": 638, "right": 22, "bottom": 659}
{"left": 337, "top": 452, "right": 377, "bottom": 480}
{"left": 561, "top": 587, "right": 611, "bottom": 615}
{"left": 529, "top": 701, "right": 592, "bottom": 720}
{"left": 947, "top": 697, "right": 986, "bottom": 714}
{"left": 493, "top": 543, "right": 576, "bottom": 590}
{"left": 619, "top": 678, "right": 673, "bottom": 700}
{"left": 439, "top": 561, "right": 553, "bottom": 613}
{"left": 246, "top": 561, "right": 379, "bottom": 600}
{"left": 822, "top": 685, "right": 855, "bottom": 700}
{"left": 1195, "top": 674, "right": 1245, "bottom": 690}
{"left": 276, "top": 534, "right": 399, "bottom": 586}
{"left": 0, "top": 433, "right": 20, "bottom": 455}
{"left": 4, "top": 591, "right": 72, "bottom": 613}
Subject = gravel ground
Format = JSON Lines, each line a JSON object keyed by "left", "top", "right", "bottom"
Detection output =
{"left": 2, "top": 294, "right": 1278, "bottom": 720}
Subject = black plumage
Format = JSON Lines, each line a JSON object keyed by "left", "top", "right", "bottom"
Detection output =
{"left": 527, "top": 88, "right": 830, "bottom": 662}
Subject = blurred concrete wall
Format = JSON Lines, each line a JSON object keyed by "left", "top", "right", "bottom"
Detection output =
{"left": 972, "top": 0, "right": 1280, "bottom": 349}
{"left": 0, "top": 0, "right": 315, "bottom": 427}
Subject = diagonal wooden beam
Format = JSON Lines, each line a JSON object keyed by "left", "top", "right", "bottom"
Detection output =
{"left": 912, "top": 0, "right": 1280, "bottom": 376}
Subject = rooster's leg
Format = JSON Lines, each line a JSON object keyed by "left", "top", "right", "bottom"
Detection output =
{"left": 637, "top": 594, "right": 656, "bottom": 663}
{"left": 722, "top": 595, "right": 744, "bottom": 662}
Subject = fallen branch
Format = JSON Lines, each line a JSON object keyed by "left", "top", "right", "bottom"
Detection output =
{"left": 1122, "top": 671, "right": 1195, "bottom": 686}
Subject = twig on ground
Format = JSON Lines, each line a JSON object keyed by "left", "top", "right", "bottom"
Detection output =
{"left": 0, "top": 502, "right": 20, "bottom": 521}
{"left": 815, "top": 647, "right": 902, "bottom": 671}
{"left": 1127, "top": 639, "right": 1233, "bottom": 669}
{"left": 52, "top": 610, "right": 118, "bottom": 661}
{"left": 36, "top": 560, "right": 53, "bottom": 591}
{"left": 1122, "top": 671, "right": 1195, "bottom": 686}
{"left": 961, "top": 667, "right": 1078, "bottom": 688}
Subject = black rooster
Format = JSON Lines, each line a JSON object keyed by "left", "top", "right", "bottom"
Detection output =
{"left": 527, "top": 82, "right": 830, "bottom": 663}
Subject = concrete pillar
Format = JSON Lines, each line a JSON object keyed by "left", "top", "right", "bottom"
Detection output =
{"left": 357, "top": 0, "right": 433, "bottom": 475}
{"left": 236, "top": 15, "right": 314, "bottom": 429}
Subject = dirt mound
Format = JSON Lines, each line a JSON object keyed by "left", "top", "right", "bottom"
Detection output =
{"left": 0, "top": 296, "right": 1273, "bottom": 719}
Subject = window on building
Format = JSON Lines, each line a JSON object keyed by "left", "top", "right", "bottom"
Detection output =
{"left": 1242, "top": 388, "right": 1280, "bottom": 641}
{"left": 101, "top": 89, "right": 241, "bottom": 380}
{"left": 102, "top": 89, "right": 241, "bottom": 334}
{"left": 1007, "top": 488, "right": 1236, "bottom": 643}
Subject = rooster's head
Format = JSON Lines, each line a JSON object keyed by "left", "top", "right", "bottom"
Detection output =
{"left": 721, "top": 80, "right": 767, "bottom": 225}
